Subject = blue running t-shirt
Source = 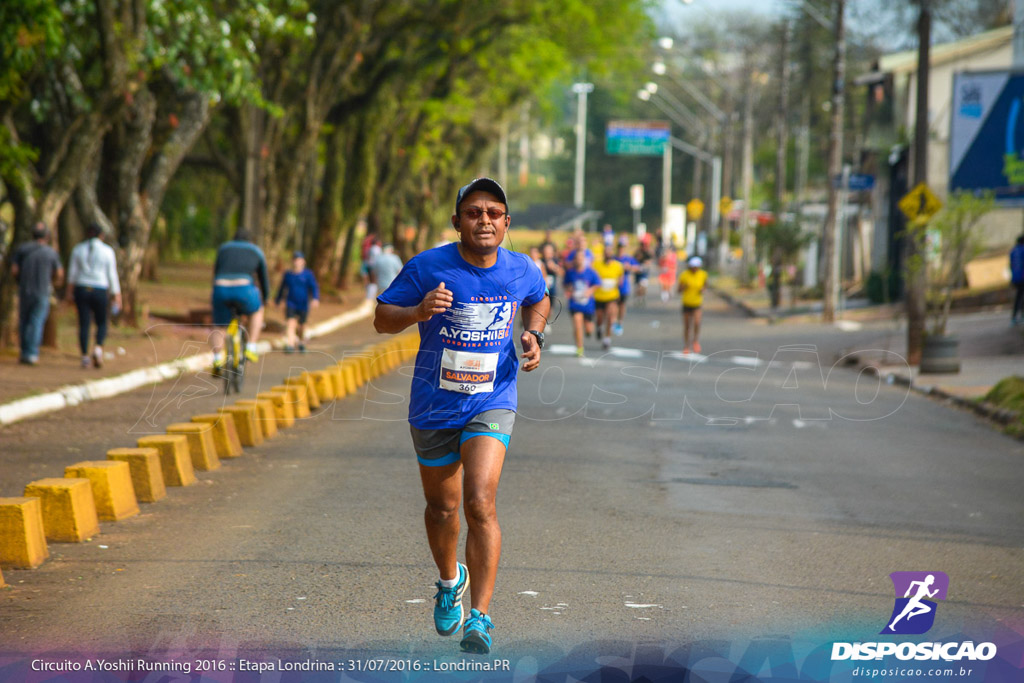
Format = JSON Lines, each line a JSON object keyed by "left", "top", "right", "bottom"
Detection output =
{"left": 377, "top": 243, "right": 548, "bottom": 429}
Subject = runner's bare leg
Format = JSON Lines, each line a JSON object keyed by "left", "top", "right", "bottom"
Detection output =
{"left": 461, "top": 435, "right": 507, "bottom": 615}
{"left": 419, "top": 460, "right": 462, "bottom": 582}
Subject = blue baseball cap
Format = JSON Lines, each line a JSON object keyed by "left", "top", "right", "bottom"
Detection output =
{"left": 455, "top": 177, "right": 507, "bottom": 214}
{"left": 292, "top": 250, "right": 305, "bottom": 259}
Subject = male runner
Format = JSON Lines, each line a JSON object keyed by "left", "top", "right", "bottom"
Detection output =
{"left": 374, "top": 177, "right": 550, "bottom": 655}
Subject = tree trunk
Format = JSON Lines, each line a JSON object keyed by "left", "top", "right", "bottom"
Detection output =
{"left": 906, "top": 0, "right": 931, "bottom": 365}
{"left": 311, "top": 124, "right": 345, "bottom": 282}
{"left": 822, "top": 0, "right": 845, "bottom": 323}
{"left": 116, "top": 91, "right": 211, "bottom": 325}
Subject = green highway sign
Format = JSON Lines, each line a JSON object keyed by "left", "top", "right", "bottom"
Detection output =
{"left": 606, "top": 120, "right": 670, "bottom": 156}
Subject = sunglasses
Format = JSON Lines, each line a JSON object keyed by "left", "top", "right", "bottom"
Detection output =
{"left": 460, "top": 207, "right": 507, "bottom": 221}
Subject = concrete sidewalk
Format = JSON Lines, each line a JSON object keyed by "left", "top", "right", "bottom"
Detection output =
{"left": 0, "top": 300, "right": 374, "bottom": 427}
{"left": 710, "top": 278, "right": 1024, "bottom": 429}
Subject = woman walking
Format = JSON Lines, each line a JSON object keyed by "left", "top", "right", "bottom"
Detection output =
{"left": 66, "top": 223, "right": 121, "bottom": 368}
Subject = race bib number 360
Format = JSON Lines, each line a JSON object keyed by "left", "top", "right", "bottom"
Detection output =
{"left": 439, "top": 348, "right": 498, "bottom": 394}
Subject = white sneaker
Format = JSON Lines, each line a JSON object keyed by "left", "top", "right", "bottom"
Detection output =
{"left": 92, "top": 347, "right": 103, "bottom": 368}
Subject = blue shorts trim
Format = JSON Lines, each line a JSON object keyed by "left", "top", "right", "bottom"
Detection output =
{"left": 461, "top": 431, "right": 511, "bottom": 448}
{"left": 417, "top": 450, "right": 462, "bottom": 467}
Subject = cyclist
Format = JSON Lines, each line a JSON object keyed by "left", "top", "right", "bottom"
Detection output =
{"left": 210, "top": 228, "right": 269, "bottom": 372}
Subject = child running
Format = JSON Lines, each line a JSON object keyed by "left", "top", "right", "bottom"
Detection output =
{"left": 275, "top": 250, "right": 320, "bottom": 352}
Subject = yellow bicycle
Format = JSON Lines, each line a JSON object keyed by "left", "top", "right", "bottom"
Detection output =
{"left": 221, "top": 303, "right": 249, "bottom": 395}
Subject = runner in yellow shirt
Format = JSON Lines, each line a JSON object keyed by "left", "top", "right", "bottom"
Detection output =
{"left": 677, "top": 256, "right": 707, "bottom": 354}
{"left": 592, "top": 249, "right": 625, "bottom": 350}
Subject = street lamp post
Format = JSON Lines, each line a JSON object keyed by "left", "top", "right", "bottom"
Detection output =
{"left": 572, "top": 82, "right": 594, "bottom": 219}
{"left": 638, "top": 87, "right": 722, "bottom": 253}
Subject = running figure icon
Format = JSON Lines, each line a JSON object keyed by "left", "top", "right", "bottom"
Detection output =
{"left": 486, "top": 302, "right": 510, "bottom": 330}
{"left": 888, "top": 574, "right": 939, "bottom": 632}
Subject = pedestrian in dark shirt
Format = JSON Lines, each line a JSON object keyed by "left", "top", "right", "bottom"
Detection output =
{"left": 1010, "top": 234, "right": 1024, "bottom": 325}
{"left": 11, "top": 223, "right": 64, "bottom": 365}
{"left": 275, "top": 251, "right": 320, "bottom": 352}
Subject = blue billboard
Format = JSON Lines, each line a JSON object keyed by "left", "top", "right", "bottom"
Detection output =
{"left": 950, "top": 70, "right": 1024, "bottom": 205}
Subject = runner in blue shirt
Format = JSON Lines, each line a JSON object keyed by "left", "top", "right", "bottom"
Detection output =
{"left": 275, "top": 251, "right": 320, "bottom": 352}
{"left": 374, "top": 178, "right": 549, "bottom": 655}
{"left": 563, "top": 249, "right": 600, "bottom": 357}
{"left": 612, "top": 241, "right": 639, "bottom": 336}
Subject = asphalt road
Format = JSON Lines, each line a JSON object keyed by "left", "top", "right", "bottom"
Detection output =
{"left": 1, "top": 291, "right": 1022, "bottom": 673}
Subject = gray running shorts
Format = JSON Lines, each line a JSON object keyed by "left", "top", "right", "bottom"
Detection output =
{"left": 410, "top": 409, "right": 515, "bottom": 467}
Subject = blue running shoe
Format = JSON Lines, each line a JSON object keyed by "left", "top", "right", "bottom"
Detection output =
{"left": 433, "top": 562, "right": 468, "bottom": 636}
{"left": 460, "top": 609, "right": 494, "bottom": 654}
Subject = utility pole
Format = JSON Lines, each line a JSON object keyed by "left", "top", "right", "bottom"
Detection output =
{"left": 906, "top": 0, "right": 931, "bottom": 365}
{"left": 719, "top": 87, "right": 736, "bottom": 269}
{"left": 739, "top": 54, "right": 755, "bottom": 284}
{"left": 518, "top": 102, "right": 530, "bottom": 187}
{"left": 498, "top": 119, "right": 509, "bottom": 190}
{"left": 822, "top": 0, "right": 845, "bottom": 323}
{"left": 775, "top": 20, "right": 791, "bottom": 215}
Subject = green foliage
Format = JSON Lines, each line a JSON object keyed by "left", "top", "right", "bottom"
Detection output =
{"left": 905, "top": 190, "right": 995, "bottom": 335}
{"left": 755, "top": 218, "right": 812, "bottom": 265}
{"left": 0, "top": 0, "right": 64, "bottom": 102}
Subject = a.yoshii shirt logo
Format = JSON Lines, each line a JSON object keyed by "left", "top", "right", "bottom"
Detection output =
{"left": 438, "top": 300, "right": 518, "bottom": 347}
{"left": 881, "top": 571, "right": 949, "bottom": 635}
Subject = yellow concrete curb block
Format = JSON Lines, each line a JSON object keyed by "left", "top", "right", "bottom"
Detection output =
{"left": 64, "top": 461, "right": 140, "bottom": 522}
{"left": 256, "top": 391, "right": 296, "bottom": 428}
{"left": 347, "top": 356, "right": 369, "bottom": 385}
{"left": 0, "top": 497, "right": 50, "bottom": 568}
{"left": 23, "top": 479, "right": 100, "bottom": 543}
{"left": 0, "top": 566, "right": 5, "bottom": 587}
{"left": 273, "top": 384, "right": 310, "bottom": 419}
{"left": 311, "top": 370, "right": 336, "bottom": 402}
{"left": 137, "top": 434, "right": 198, "bottom": 487}
{"left": 218, "top": 405, "right": 262, "bottom": 447}
{"left": 360, "top": 353, "right": 377, "bottom": 380}
{"left": 192, "top": 413, "right": 243, "bottom": 458}
{"left": 338, "top": 363, "right": 358, "bottom": 396}
{"left": 285, "top": 375, "right": 319, "bottom": 411}
{"left": 326, "top": 366, "right": 345, "bottom": 399}
{"left": 235, "top": 399, "right": 278, "bottom": 439}
{"left": 107, "top": 448, "right": 166, "bottom": 503}
{"left": 166, "top": 423, "right": 221, "bottom": 471}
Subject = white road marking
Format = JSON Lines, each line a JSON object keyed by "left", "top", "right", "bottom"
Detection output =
{"left": 518, "top": 591, "right": 539, "bottom": 596}
{"left": 727, "top": 355, "right": 764, "bottom": 367}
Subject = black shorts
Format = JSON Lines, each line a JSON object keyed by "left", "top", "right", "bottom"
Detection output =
{"left": 286, "top": 306, "right": 309, "bottom": 324}
{"left": 595, "top": 299, "right": 619, "bottom": 311}
{"left": 682, "top": 304, "right": 702, "bottom": 313}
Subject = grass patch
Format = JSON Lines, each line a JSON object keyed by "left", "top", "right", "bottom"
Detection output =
{"left": 984, "top": 376, "right": 1024, "bottom": 437}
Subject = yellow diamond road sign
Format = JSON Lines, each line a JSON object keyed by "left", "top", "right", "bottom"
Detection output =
{"left": 899, "top": 183, "right": 942, "bottom": 223}
{"left": 719, "top": 197, "right": 733, "bottom": 216}
{"left": 687, "top": 198, "right": 705, "bottom": 221}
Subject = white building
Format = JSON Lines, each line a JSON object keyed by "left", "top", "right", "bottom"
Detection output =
{"left": 872, "top": 26, "right": 1020, "bottom": 254}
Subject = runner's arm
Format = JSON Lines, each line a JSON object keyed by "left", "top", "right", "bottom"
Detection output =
{"left": 519, "top": 295, "right": 551, "bottom": 372}
{"left": 374, "top": 282, "right": 452, "bottom": 334}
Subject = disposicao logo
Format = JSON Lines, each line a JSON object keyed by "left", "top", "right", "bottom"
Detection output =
{"left": 881, "top": 571, "right": 948, "bottom": 635}
{"left": 831, "top": 571, "right": 998, "bottom": 663}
